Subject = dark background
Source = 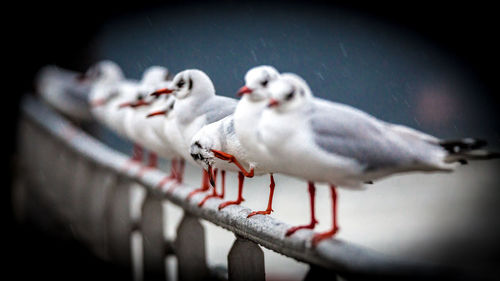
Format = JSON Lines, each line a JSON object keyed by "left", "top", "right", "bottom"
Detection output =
{"left": 5, "top": 1, "right": 499, "bottom": 280}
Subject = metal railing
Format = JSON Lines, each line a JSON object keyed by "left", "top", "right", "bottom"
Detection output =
{"left": 14, "top": 96, "right": 460, "bottom": 280}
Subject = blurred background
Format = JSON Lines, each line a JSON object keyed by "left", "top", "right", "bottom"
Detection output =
{"left": 6, "top": 0, "right": 500, "bottom": 280}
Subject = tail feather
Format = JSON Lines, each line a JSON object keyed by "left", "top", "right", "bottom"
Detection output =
{"left": 440, "top": 138, "right": 500, "bottom": 163}
{"left": 439, "top": 138, "right": 487, "bottom": 153}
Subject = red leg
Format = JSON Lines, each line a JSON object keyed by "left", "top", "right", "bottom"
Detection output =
{"left": 166, "top": 159, "right": 181, "bottom": 192}
{"left": 247, "top": 173, "right": 276, "bottom": 218}
{"left": 132, "top": 144, "right": 143, "bottom": 161}
{"left": 219, "top": 170, "right": 225, "bottom": 198}
{"left": 218, "top": 172, "right": 245, "bottom": 210}
{"left": 148, "top": 153, "right": 158, "bottom": 168}
{"left": 211, "top": 149, "right": 254, "bottom": 177}
{"left": 198, "top": 168, "right": 221, "bottom": 207}
{"left": 312, "top": 185, "right": 339, "bottom": 246}
{"left": 137, "top": 152, "right": 158, "bottom": 177}
{"left": 187, "top": 169, "right": 211, "bottom": 199}
{"left": 285, "top": 181, "right": 319, "bottom": 236}
{"left": 177, "top": 158, "right": 185, "bottom": 183}
{"left": 121, "top": 144, "right": 143, "bottom": 172}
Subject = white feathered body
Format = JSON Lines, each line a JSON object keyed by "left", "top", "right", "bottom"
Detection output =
{"left": 258, "top": 98, "right": 454, "bottom": 188}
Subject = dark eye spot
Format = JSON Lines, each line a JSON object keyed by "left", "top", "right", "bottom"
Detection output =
{"left": 137, "top": 93, "right": 143, "bottom": 100}
{"left": 177, "top": 79, "right": 185, "bottom": 88}
{"left": 194, "top": 141, "right": 202, "bottom": 148}
{"left": 261, "top": 79, "right": 268, "bottom": 87}
{"left": 169, "top": 102, "right": 175, "bottom": 110}
{"left": 188, "top": 78, "right": 193, "bottom": 90}
{"left": 285, "top": 91, "right": 295, "bottom": 101}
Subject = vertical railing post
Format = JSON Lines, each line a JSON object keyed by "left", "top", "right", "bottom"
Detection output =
{"left": 227, "top": 236, "right": 265, "bottom": 281}
{"left": 106, "top": 175, "right": 134, "bottom": 269}
{"left": 175, "top": 212, "right": 209, "bottom": 281}
{"left": 303, "top": 266, "right": 338, "bottom": 281}
{"left": 86, "top": 165, "right": 116, "bottom": 260}
{"left": 141, "top": 192, "right": 166, "bottom": 280}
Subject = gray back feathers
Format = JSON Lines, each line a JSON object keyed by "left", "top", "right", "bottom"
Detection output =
{"left": 309, "top": 100, "right": 441, "bottom": 172}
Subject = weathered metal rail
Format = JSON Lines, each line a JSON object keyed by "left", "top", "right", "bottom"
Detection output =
{"left": 14, "top": 96, "right": 464, "bottom": 280}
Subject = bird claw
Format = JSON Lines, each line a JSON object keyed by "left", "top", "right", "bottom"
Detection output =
{"left": 187, "top": 187, "right": 209, "bottom": 199}
{"left": 218, "top": 199, "right": 244, "bottom": 210}
{"left": 285, "top": 221, "right": 318, "bottom": 237}
{"left": 311, "top": 227, "right": 340, "bottom": 247}
{"left": 247, "top": 209, "right": 273, "bottom": 218}
{"left": 198, "top": 194, "right": 220, "bottom": 207}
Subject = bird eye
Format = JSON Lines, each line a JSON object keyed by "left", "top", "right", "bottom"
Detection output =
{"left": 137, "top": 93, "right": 143, "bottom": 100}
{"left": 177, "top": 79, "right": 185, "bottom": 88}
{"left": 261, "top": 79, "right": 269, "bottom": 87}
{"left": 285, "top": 91, "right": 295, "bottom": 101}
{"left": 169, "top": 102, "right": 175, "bottom": 110}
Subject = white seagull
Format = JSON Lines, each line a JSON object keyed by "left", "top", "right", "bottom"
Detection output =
{"left": 88, "top": 68, "right": 144, "bottom": 168}
{"left": 192, "top": 66, "right": 282, "bottom": 215}
{"left": 256, "top": 73, "right": 498, "bottom": 246}
{"left": 120, "top": 66, "right": 172, "bottom": 175}
{"left": 85, "top": 60, "right": 125, "bottom": 123}
{"left": 145, "top": 94, "right": 185, "bottom": 187}
{"left": 190, "top": 114, "right": 260, "bottom": 208}
{"left": 151, "top": 69, "right": 237, "bottom": 199}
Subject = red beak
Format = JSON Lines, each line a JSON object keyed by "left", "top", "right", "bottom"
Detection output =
{"left": 146, "top": 110, "right": 167, "bottom": 118}
{"left": 119, "top": 100, "right": 150, "bottom": 109}
{"left": 118, "top": 101, "right": 132, "bottom": 109}
{"left": 151, "top": 87, "right": 174, "bottom": 97}
{"left": 130, "top": 99, "right": 150, "bottom": 108}
{"left": 267, "top": 98, "right": 279, "bottom": 108}
{"left": 236, "top": 86, "right": 253, "bottom": 97}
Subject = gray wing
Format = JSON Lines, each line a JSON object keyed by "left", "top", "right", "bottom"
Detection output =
{"left": 200, "top": 95, "right": 238, "bottom": 124}
{"left": 310, "top": 100, "right": 439, "bottom": 172}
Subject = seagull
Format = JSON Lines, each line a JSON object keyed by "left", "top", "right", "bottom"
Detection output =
{"left": 84, "top": 60, "right": 125, "bottom": 123}
{"left": 36, "top": 65, "right": 96, "bottom": 122}
{"left": 120, "top": 66, "right": 173, "bottom": 175}
{"left": 199, "top": 66, "right": 281, "bottom": 215}
{"left": 151, "top": 69, "right": 237, "bottom": 199}
{"left": 257, "top": 73, "right": 499, "bottom": 246}
{"left": 88, "top": 69, "right": 145, "bottom": 168}
{"left": 190, "top": 115, "right": 260, "bottom": 208}
{"left": 145, "top": 95, "right": 186, "bottom": 187}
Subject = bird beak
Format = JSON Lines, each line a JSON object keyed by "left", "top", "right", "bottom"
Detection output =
{"left": 130, "top": 99, "right": 150, "bottom": 108}
{"left": 267, "top": 99, "right": 279, "bottom": 108}
{"left": 236, "top": 86, "right": 252, "bottom": 97}
{"left": 90, "top": 98, "right": 107, "bottom": 107}
{"left": 146, "top": 110, "right": 167, "bottom": 118}
{"left": 118, "top": 101, "right": 132, "bottom": 109}
{"left": 119, "top": 100, "right": 150, "bottom": 109}
{"left": 151, "top": 87, "right": 174, "bottom": 97}
{"left": 207, "top": 165, "right": 216, "bottom": 188}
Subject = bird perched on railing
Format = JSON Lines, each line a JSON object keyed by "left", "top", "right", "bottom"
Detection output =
{"left": 213, "top": 70, "right": 499, "bottom": 246}
{"left": 37, "top": 60, "right": 499, "bottom": 248}
{"left": 119, "top": 66, "right": 173, "bottom": 174}
{"left": 189, "top": 66, "right": 283, "bottom": 215}
{"left": 36, "top": 60, "right": 124, "bottom": 122}
{"left": 145, "top": 95, "right": 186, "bottom": 186}
{"left": 151, "top": 69, "right": 237, "bottom": 199}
